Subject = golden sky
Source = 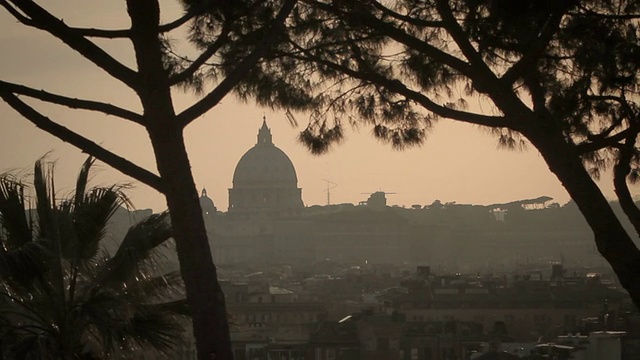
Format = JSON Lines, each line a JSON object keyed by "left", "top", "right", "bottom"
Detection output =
{"left": 0, "top": 1, "right": 623, "bottom": 212}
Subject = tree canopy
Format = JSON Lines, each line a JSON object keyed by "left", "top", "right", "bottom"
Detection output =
{"left": 218, "top": 0, "right": 640, "bottom": 307}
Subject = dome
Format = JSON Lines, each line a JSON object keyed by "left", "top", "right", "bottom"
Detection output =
{"left": 232, "top": 120, "right": 299, "bottom": 188}
{"left": 228, "top": 118, "right": 303, "bottom": 214}
{"left": 199, "top": 188, "right": 217, "bottom": 214}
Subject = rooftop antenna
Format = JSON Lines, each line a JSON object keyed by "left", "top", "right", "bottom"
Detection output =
{"left": 324, "top": 179, "right": 338, "bottom": 205}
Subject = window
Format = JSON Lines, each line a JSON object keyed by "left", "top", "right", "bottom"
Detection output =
{"left": 326, "top": 348, "right": 336, "bottom": 360}
{"left": 262, "top": 314, "right": 271, "bottom": 323}
{"left": 411, "top": 348, "right": 419, "bottom": 360}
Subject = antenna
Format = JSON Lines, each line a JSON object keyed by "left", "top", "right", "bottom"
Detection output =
{"left": 324, "top": 179, "right": 338, "bottom": 205}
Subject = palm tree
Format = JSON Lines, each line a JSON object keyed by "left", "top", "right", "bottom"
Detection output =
{"left": 0, "top": 157, "right": 189, "bottom": 359}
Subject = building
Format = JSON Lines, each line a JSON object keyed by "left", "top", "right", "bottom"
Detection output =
{"left": 205, "top": 118, "right": 436, "bottom": 266}
{"left": 210, "top": 118, "right": 306, "bottom": 264}
{"left": 228, "top": 118, "right": 304, "bottom": 218}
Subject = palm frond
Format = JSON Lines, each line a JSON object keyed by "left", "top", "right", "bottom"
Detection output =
{"left": 65, "top": 186, "right": 125, "bottom": 263}
{"left": 101, "top": 213, "right": 172, "bottom": 287}
{"left": 74, "top": 157, "right": 95, "bottom": 209}
{"left": 75, "top": 289, "right": 130, "bottom": 352}
{"left": 0, "top": 177, "right": 32, "bottom": 249}
{"left": 0, "top": 157, "right": 189, "bottom": 359}
{"left": 5, "top": 334, "right": 55, "bottom": 360}
{"left": 124, "top": 304, "right": 186, "bottom": 353}
{"left": 125, "top": 271, "right": 185, "bottom": 303}
{"left": 145, "top": 299, "right": 191, "bottom": 317}
{"left": 0, "top": 240, "right": 49, "bottom": 286}
{"left": 33, "top": 159, "right": 56, "bottom": 241}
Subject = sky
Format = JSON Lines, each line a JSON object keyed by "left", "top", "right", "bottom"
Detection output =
{"left": 0, "top": 2, "right": 627, "bottom": 212}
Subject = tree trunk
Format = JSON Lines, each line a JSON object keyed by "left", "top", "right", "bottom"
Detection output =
{"left": 525, "top": 124, "right": 640, "bottom": 309}
{"left": 126, "top": 1, "right": 233, "bottom": 359}
{"left": 148, "top": 126, "right": 233, "bottom": 360}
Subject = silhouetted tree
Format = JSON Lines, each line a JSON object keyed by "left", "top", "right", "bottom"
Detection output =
{"left": 223, "top": 1, "right": 640, "bottom": 307}
{"left": 0, "top": 157, "right": 188, "bottom": 359}
{"left": 0, "top": 1, "right": 297, "bottom": 358}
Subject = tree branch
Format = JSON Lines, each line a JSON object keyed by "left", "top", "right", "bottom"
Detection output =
{"left": 614, "top": 137, "right": 640, "bottom": 237}
{"left": 575, "top": 127, "right": 638, "bottom": 153}
{"left": 434, "top": 0, "right": 487, "bottom": 71}
{"left": 177, "top": 0, "right": 298, "bottom": 127}
{"left": 371, "top": 1, "right": 443, "bottom": 28}
{"left": 501, "top": 10, "right": 565, "bottom": 85}
{"left": 288, "top": 45, "right": 511, "bottom": 128}
{"left": 0, "top": 92, "right": 163, "bottom": 193}
{"left": 309, "top": 0, "right": 473, "bottom": 78}
{"left": 5, "top": 0, "right": 139, "bottom": 90}
{"left": 0, "top": 81, "right": 144, "bottom": 125}
{"left": 0, "top": 0, "right": 36, "bottom": 27}
{"left": 158, "top": 7, "right": 199, "bottom": 33}
{"left": 168, "top": 22, "right": 233, "bottom": 86}
{"left": 434, "top": 0, "right": 533, "bottom": 117}
{"left": 68, "top": 27, "right": 131, "bottom": 39}
{"left": 577, "top": 94, "right": 639, "bottom": 153}
{"left": 575, "top": 5, "right": 640, "bottom": 20}
{"left": 67, "top": 6, "right": 201, "bottom": 38}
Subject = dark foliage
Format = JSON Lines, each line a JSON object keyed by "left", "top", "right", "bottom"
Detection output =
{"left": 0, "top": 157, "right": 187, "bottom": 359}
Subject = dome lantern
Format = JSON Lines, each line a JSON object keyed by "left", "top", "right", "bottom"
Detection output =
{"left": 257, "top": 116, "right": 273, "bottom": 145}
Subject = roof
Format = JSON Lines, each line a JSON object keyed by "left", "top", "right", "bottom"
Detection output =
{"left": 232, "top": 120, "right": 299, "bottom": 188}
{"left": 474, "top": 351, "right": 520, "bottom": 360}
{"left": 269, "top": 286, "right": 294, "bottom": 295}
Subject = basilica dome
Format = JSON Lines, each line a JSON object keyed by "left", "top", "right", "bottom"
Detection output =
{"left": 232, "top": 121, "right": 298, "bottom": 188}
{"left": 228, "top": 118, "right": 303, "bottom": 214}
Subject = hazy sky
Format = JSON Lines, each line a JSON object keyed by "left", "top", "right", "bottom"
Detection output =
{"left": 0, "top": 2, "right": 627, "bottom": 212}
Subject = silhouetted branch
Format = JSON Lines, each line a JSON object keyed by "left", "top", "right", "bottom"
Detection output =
{"left": 524, "top": 76, "right": 547, "bottom": 112}
{"left": 68, "top": 27, "right": 131, "bottom": 38}
{"left": 588, "top": 115, "right": 625, "bottom": 142}
{"left": 575, "top": 4, "right": 640, "bottom": 20}
{"left": 4, "top": 0, "right": 139, "bottom": 90}
{"left": 309, "top": 0, "right": 473, "bottom": 78}
{"left": 177, "top": 0, "right": 298, "bottom": 127}
{"left": 435, "top": 1, "right": 487, "bottom": 72}
{"left": 158, "top": 8, "right": 200, "bottom": 32}
{"left": 168, "top": 22, "right": 233, "bottom": 86}
{"left": 0, "top": 81, "right": 144, "bottom": 125}
{"left": 371, "top": 1, "right": 443, "bottom": 27}
{"left": 614, "top": 138, "right": 640, "bottom": 236}
{"left": 0, "top": 92, "right": 163, "bottom": 193}
{"left": 0, "top": 0, "right": 36, "bottom": 27}
{"left": 68, "top": 6, "right": 200, "bottom": 38}
{"left": 577, "top": 94, "right": 639, "bottom": 153}
{"left": 501, "top": 11, "right": 565, "bottom": 85}
{"left": 288, "top": 44, "right": 510, "bottom": 128}
{"left": 575, "top": 127, "right": 638, "bottom": 153}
